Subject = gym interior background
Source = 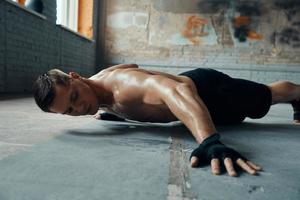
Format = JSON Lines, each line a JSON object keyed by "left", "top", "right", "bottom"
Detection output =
{"left": 0, "top": 0, "right": 300, "bottom": 93}
{"left": 0, "top": 0, "right": 299, "bottom": 200}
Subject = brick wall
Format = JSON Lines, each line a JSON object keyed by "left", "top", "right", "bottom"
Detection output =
{"left": 0, "top": 0, "right": 96, "bottom": 93}
{"left": 0, "top": 1, "right": 5, "bottom": 92}
{"left": 42, "top": 0, "right": 56, "bottom": 23}
{"left": 104, "top": 0, "right": 300, "bottom": 84}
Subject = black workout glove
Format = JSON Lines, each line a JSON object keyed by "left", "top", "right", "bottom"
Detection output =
{"left": 190, "top": 133, "right": 247, "bottom": 167}
{"left": 100, "top": 113, "right": 126, "bottom": 121}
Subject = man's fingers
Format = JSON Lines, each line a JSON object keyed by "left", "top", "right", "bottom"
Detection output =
{"left": 236, "top": 158, "right": 257, "bottom": 175}
{"left": 224, "top": 158, "right": 237, "bottom": 177}
{"left": 246, "top": 161, "right": 262, "bottom": 171}
{"left": 190, "top": 156, "right": 199, "bottom": 167}
{"left": 211, "top": 158, "right": 221, "bottom": 175}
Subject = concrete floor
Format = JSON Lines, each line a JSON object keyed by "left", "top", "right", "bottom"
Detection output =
{"left": 0, "top": 95, "right": 299, "bottom": 200}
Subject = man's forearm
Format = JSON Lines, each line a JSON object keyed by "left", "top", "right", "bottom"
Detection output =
{"left": 163, "top": 84, "right": 217, "bottom": 143}
{"left": 160, "top": 83, "right": 262, "bottom": 176}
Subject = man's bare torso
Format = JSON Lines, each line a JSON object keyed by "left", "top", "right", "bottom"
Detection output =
{"left": 90, "top": 66, "right": 196, "bottom": 122}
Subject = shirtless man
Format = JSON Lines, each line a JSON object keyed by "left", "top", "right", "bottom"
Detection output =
{"left": 33, "top": 64, "right": 300, "bottom": 177}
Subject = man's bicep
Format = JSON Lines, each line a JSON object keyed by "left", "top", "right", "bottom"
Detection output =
{"left": 156, "top": 80, "right": 212, "bottom": 124}
{"left": 155, "top": 77, "right": 194, "bottom": 103}
{"left": 158, "top": 80, "right": 217, "bottom": 143}
{"left": 144, "top": 76, "right": 182, "bottom": 104}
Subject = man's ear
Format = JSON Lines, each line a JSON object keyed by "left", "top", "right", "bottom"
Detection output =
{"left": 79, "top": 75, "right": 92, "bottom": 85}
{"left": 69, "top": 72, "right": 92, "bottom": 85}
{"left": 69, "top": 72, "right": 81, "bottom": 79}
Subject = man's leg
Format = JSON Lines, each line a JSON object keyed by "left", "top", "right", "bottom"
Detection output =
{"left": 268, "top": 81, "right": 300, "bottom": 104}
{"left": 268, "top": 81, "right": 300, "bottom": 122}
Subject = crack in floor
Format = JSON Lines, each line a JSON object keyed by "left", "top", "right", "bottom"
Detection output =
{"left": 168, "top": 132, "right": 197, "bottom": 200}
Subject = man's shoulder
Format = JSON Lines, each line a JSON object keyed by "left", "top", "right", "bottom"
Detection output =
{"left": 89, "top": 64, "right": 140, "bottom": 79}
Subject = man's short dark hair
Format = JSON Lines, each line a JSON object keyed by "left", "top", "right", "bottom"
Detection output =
{"left": 33, "top": 69, "right": 70, "bottom": 112}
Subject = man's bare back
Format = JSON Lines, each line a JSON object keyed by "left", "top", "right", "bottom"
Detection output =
{"left": 90, "top": 65, "right": 196, "bottom": 122}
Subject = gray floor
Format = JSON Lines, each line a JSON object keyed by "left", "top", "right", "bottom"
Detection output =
{"left": 0, "top": 95, "right": 299, "bottom": 200}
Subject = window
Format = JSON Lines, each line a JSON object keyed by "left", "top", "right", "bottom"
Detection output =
{"left": 56, "top": 0, "right": 94, "bottom": 39}
{"left": 56, "top": 0, "right": 79, "bottom": 32}
{"left": 11, "top": 0, "right": 26, "bottom": 6}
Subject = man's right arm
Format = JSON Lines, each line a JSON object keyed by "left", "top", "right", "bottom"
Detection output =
{"left": 152, "top": 76, "right": 262, "bottom": 176}
{"left": 93, "top": 109, "right": 125, "bottom": 121}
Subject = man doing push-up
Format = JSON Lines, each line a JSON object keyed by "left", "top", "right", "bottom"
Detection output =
{"left": 33, "top": 64, "right": 300, "bottom": 177}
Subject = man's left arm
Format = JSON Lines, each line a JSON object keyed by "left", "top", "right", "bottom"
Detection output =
{"left": 155, "top": 78, "right": 262, "bottom": 176}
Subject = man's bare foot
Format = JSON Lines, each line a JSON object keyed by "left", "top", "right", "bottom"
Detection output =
{"left": 293, "top": 120, "right": 300, "bottom": 124}
{"left": 291, "top": 100, "right": 300, "bottom": 123}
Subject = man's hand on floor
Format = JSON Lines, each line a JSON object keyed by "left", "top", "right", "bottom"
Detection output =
{"left": 189, "top": 133, "right": 262, "bottom": 177}
{"left": 93, "top": 112, "right": 126, "bottom": 121}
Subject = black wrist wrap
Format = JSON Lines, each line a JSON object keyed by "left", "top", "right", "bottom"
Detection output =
{"left": 190, "top": 133, "right": 247, "bottom": 167}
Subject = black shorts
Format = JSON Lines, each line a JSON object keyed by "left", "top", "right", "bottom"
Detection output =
{"left": 178, "top": 68, "right": 272, "bottom": 125}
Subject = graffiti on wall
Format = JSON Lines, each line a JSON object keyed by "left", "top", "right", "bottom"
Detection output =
{"left": 272, "top": 0, "right": 300, "bottom": 48}
{"left": 153, "top": 0, "right": 228, "bottom": 14}
{"left": 233, "top": 2, "right": 263, "bottom": 42}
{"left": 154, "top": 0, "right": 299, "bottom": 47}
{"left": 233, "top": 16, "right": 263, "bottom": 42}
{"left": 196, "top": 1, "right": 265, "bottom": 43}
{"left": 182, "top": 16, "right": 209, "bottom": 45}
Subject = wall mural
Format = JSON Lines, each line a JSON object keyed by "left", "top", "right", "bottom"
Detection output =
{"left": 233, "top": 2, "right": 263, "bottom": 42}
{"left": 233, "top": 16, "right": 263, "bottom": 42}
{"left": 182, "top": 16, "right": 209, "bottom": 45}
{"left": 154, "top": 0, "right": 299, "bottom": 47}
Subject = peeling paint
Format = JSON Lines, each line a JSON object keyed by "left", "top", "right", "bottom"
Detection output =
{"left": 154, "top": 0, "right": 200, "bottom": 14}
{"left": 233, "top": 16, "right": 263, "bottom": 42}
{"left": 169, "top": 33, "right": 193, "bottom": 45}
{"left": 107, "top": 12, "right": 149, "bottom": 29}
{"left": 105, "top": 0, "right": 300, "bottom": 67}
{"left": 272, "top": 0, "right": 300, "bottom": 48}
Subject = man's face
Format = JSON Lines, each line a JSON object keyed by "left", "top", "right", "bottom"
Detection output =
{"left": 49, "top": 74, "right": 99, "bottom": 116}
